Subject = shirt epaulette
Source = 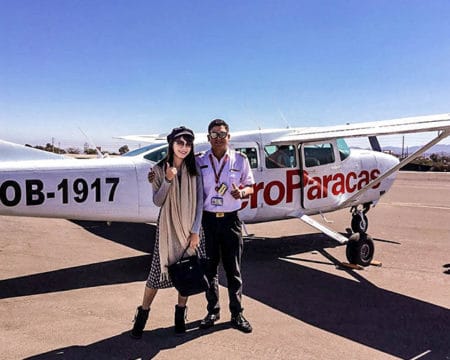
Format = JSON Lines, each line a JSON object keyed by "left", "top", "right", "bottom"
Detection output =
{"left": 236, "top": 151, "right": 248, "bottom": 159}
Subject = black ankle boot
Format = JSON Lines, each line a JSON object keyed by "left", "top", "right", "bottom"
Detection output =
{"left": 174, "top": 305, "right": 187, "bottom": 334}
{"left": 130, "top": 306, "right": 150, "bottom": 339}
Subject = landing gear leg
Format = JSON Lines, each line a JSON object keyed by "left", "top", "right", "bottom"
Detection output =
{"left": 350, "top": 203, "right": 370, "bottom": 233}
{"left": 346, "top": 203, "right": 375, "bottom": 266}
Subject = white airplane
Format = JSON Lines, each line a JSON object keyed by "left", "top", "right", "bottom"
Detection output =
{"left": 1, "top": 113, "right": 449, "bottom": 266}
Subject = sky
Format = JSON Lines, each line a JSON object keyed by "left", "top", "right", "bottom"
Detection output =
{"left": 1, "top": 0, "right": 450, "bottom": 152}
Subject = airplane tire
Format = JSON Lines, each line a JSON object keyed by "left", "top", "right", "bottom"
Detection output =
{"left": 351, "top": 213, "right": 368, "bottom": 233}
{"left": 345, "top": 233, "right": 374, "bottom": 267}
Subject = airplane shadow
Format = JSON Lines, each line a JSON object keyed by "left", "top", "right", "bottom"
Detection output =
{"left": 2, "top": 221, "right": 449, "bottom": 359}
{"left": 0, "top": 254, "right": 152, "bottom": 298}
{"left": 0, "top": 220, "right": 155, "bottom": 298}
{"left": 71, "top": 220, "right": 157, "bottom": 253}
{"left": 243, "top": 236, "right": 450, "bottom": 359}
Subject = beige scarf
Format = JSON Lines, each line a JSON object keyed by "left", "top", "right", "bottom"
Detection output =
{"left": 153, "top": 163, "right": 197, "bottom": 281}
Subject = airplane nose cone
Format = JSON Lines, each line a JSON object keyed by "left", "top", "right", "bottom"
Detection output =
{"left": 375, "top": 151, "right": 400, "bottom": 175}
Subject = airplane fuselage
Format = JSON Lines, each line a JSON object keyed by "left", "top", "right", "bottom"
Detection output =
{"left": 0, "top": 133, "right": 399, "bottom": 224}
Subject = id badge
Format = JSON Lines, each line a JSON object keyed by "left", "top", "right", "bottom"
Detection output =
{"left": 211, "top": 196, "right": 224, "bottom": 206}
{"left": 217, "top": 183, "right": 228, "bottom": 196}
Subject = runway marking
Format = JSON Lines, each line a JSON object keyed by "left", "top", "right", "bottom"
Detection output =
{"left": 409, "top": 350, "right": 431, "bottom": 360}
{"left": 395, "top": 183, "right": 450, "bottom": 189}
{"left": 381, "top": 202, "right": 450, "bottom": 210}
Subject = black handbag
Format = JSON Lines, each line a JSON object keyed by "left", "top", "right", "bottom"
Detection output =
{"left": 168, "top": 243, "right": 209, "bottom": 297}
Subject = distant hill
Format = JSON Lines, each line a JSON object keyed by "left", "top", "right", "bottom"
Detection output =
{"left": 382, "top": 144, "right": 450, "bottom": 156}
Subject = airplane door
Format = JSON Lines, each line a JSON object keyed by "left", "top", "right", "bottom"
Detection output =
{"left": 230, "top": 142, "right": 260, "bottom": 222}
{"left": 249, "top": 143, "right": 301, "bottom": 222}
{"left": 300, "top": 140, "right": 343, "bottom": 211}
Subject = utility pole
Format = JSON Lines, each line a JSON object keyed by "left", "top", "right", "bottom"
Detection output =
{"left": 401, "top": 136, "right": 405, "bottom": 159}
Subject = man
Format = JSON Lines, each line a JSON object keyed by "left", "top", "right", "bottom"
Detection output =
{"left": 196, "top": 118, "right": 255, "bottom": 333}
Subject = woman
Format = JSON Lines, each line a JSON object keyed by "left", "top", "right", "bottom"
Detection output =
{"left": 131, "top": 126, "right": 204, "bottom": 338}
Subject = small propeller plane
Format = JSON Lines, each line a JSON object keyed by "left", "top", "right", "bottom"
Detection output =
{"left": 1, "top": 113, "right": 449, "bottom": 266}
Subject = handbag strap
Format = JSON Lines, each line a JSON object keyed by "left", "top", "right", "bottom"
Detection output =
{"left": 176, "top": 240, "right": 204, "bottom": 262}
{"left": 178, "top": 242, "right": 191, "bottom": 261}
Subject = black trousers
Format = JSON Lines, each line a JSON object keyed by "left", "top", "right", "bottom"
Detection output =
{"left": 202, "top": 211, "right": 244, "bottom": 316}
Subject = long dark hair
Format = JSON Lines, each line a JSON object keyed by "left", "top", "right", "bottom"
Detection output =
{"left": 157, "top": 134, "right": 198, "bottom": 176}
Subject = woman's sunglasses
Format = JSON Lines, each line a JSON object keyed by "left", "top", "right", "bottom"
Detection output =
{"left": 174, "top": 139, "right": 192, "bottom": 148}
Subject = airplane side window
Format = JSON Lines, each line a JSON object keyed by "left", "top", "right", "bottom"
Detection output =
{"left": 143, "top": 145, "right": 168, "bottom": 163}
{"left": 303, "top": 143, "right": 335, "bottom": 167}
{"left": 265, "top": 145, "right": 296, "bottom": 168}
{"left": 235, "top": 147, "right": 258, "bottom": 168}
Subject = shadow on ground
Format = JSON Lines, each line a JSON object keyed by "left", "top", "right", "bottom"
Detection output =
{"left": 2, "top": 221, "right": 448, "bottom": 359}
{"left": 0, "top": 221, "right": 156, "bottom": 298}
{"left": 24, "top": 321, "right": 230, "bottom": 360}
{"left": 71, "top": 220, "right": 157, "bottom": 253}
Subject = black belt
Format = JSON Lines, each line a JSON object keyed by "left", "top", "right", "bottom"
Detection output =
{"left": 204, "top": 210, "right": 238, "bottom": 218}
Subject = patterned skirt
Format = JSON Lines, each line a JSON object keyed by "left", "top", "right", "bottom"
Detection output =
{"left": 146, "top": 223, "right": 206, "bottom": 289}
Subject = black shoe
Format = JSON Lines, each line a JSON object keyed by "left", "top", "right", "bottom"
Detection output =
{"left": 231, "top": 313, "right": 252, "bottom": 333}
{"left": 199, "top": 313, "right": 220, "bottom": 329}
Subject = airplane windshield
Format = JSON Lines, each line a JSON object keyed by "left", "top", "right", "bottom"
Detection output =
{"left": 123, "top": 143, "right": 167, "bottom": 158}
{"left": 337, "top": 138, "right": 350, "bottom": 160}
{"left": 123, "top": 143, "right": 209, "bottom": 163}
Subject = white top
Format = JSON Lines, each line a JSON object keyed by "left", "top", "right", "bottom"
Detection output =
{"left": 196, "top": 148, "right": 255, "bottom": 213}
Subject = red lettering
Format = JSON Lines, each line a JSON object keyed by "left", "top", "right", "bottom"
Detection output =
{"left": 307, "top": 177, "right": 322, "bottom": 199}
{"left": 345, "top": 172, "right": 357, "bottom": 192}
{"left": 251, "top": 181, "right": 264, "bottom": 209}
{"left": 240, "top": 168, "right": 382, "bottom": 209}
{"left": 331, "top": 173, "right": 345, "bottom": 196}
{"left": 302, "top": 170, "right": 310, "bottom": 186}
{"left": 370, "top": 169, "right": 381, "bottom": 189}
{"left": 286, "top": 169, "right": 301, "bottom": 202}
{"left": 357, "top": 170, "right": 370, "bottom": 189}
{"left": 264, "top": 181, "right": 285, "bottom": 206}
{"left": 322, "top": 174, "right": 332, "bottom": 198}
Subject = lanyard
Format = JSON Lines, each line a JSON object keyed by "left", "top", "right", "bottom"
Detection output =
{"left": 209, "top": 153, "right": 228, "bottom": 186}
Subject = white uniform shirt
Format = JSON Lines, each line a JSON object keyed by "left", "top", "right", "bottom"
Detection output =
{"left": 197, "top": 148, "right": 255, "bottom": 213}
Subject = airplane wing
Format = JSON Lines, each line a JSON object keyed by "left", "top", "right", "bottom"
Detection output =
{"left": 114, "top": 134, "right": 167, "bottom": 143}
{"left": 0, "top": 140, "right": 66, "bottom": 161}
{"left": 117, "top": 114, "right": 450, "bottom": 145}
{"left": 116, "top": 132, "right": 210, "bottom": 144}
{"left": 271, "top": 112, "right": 450, "bottom": 210}
{"left": 271, "top": 113, "right": 450, "bottom": 144}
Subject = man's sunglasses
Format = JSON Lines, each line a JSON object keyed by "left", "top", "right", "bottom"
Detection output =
{"left": 209, "top": 131, "right": 228, "bottom": 139}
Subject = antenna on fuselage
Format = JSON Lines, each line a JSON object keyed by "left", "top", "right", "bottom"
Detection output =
{"left": 278, "top": 109, "right": 290, "bottom": 128}
{"left": 78, "top": 127, "right": 104, "bottom": 158}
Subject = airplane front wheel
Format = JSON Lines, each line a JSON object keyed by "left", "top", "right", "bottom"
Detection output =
{"left": 345, "top": 232, "right": 374, "bottom": 267}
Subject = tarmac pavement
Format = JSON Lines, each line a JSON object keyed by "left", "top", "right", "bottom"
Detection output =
{"left": 0, "top": 172, "right": 449, "bottom": 360}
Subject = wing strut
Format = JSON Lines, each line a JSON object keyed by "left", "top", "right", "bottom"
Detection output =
{"left": 368, "top": 136, "right": 382, "bottom": 152}
{"left": 341, "top": 130, "right": 450, "bottom": 208}
{"left": 299, "top": 214, "right": 348, "bottom": 244}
